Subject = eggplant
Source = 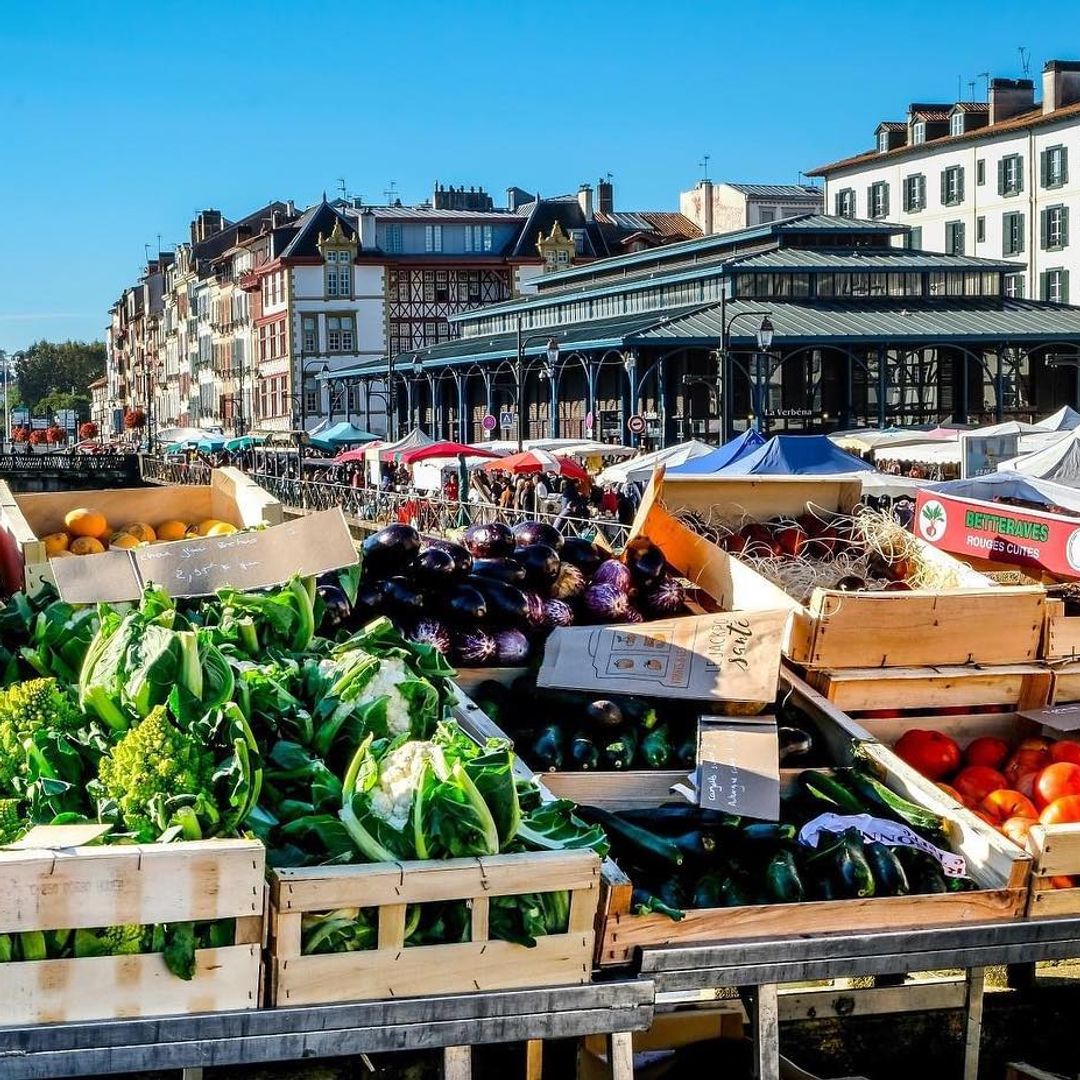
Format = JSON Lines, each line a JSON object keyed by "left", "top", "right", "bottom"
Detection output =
{"left": 693, "top": 873, "right": 727, "bottom": 909}
{"left": 512, "top": 520, "right": 564, "bottom": 552}
{"left": 426, "top": 539, "right": 473, "bottom": 576}
{"left": 440, "top": 582, "right": 488, "bottom": 623}
{"left": 493, "top": 628, "right": 530, "bottom": 666}
{"left": 353, "top": 576, "right": 389, "bottom": 615}
{"left": 522, "top": 591, "right": 546, "bottom": 628}
{"left": 645, "top": 577, "right": 685, "bottom": 616}
{"left": 513, "top": 544, "right": 560, "bottom": 588}
{"left": 834, "top": 575, "right": 867, "bottom": 593}
{"left": 361, "top": 523, "right": 421, "bottom": 577}
{"left": 453, "top": 627, "right": 497, "bottom": 666}
{"left": 602, "top": 728, "right": 638, "bottom": 770}
{"left": 586, "top": 699, "right": 624, "bottom": 729}
{"left": 592, "top": 559, "right": 633, "bottom": 592}
{"left": 407, "top": 617, "right": 452, "bottom": 656}
{"left": 582, "top": 583, "right": 631, "bottom": 623}
{"left": 468, "top": 576, "right": 530, "bottom": 624}
{"left": 617, "top": 805, "right": 741, "bottom": 831}
{"left": 640, "top": 725, "right": 672, "bottom": 769}
{"left": 542, "top": 598, "right": 575, "bottom": 628}
{"left": 622, "top": 607, "right": 645, "bottom": 624}
{"left": 413, "top": 547, "right": 461, "bottom": 588}
{"left": 463, "top": 522, "right": 515, "bottom": 558}
{"left": 380, "top": 576, "right": 425, "bottom": 615}
{"left": 472, "top": 557, "right": 527, "bottom": 586}
{"left": 620, "top": 697, "right": 659, "bottom": 730}
{"left": 531, "top": 724, "right": 565, "bottom": 771}
{"left": 569, "top": 732, "right": 600, "bottom": 771}
{"left": 316, "top": 585, "right": 351, "bottom": 633}
{"left": 656, "top": 876, "right": 688, "bottom": 911}
{"left": 623, "top": 537, "right": 665, "bottom": 588}
{"left": 559, "top": 537, "right": 604, "bottom": 576}
{"left": 549, "top": 562, "right": 587, "bottom": 600}
{"left": 674, "top": 736, "right": 696, "bottom": 769}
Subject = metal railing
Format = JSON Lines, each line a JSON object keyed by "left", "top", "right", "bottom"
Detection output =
{"left": 139, "top": 455, "right": 631, "bottom": 545}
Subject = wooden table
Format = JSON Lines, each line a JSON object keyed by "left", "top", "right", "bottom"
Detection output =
{"left": 0, "top": 980, "right": 654, "bottom": 1079}
{"left": 638, "top": 917, "right": 1080, "bottom": 1080}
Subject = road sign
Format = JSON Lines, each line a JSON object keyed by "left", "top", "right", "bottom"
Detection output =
{"left": 627, "top": 414, "right": 646, "bottom": 435}
{"left": 584, "top": 411, "right": 594, "bottom": 432}
{"left": 499, "top": 410, "right": 514, "bottom": 430}
{"left": 56, "top": 409, "right": 78, "bottom": 431}
{"left": 481, "top": 413, "right": 497, "bottom": 432}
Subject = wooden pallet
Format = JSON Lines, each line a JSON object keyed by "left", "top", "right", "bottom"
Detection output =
{"left": 594, "top": 745, "right": 1028, "bottom": 967}
{"left": 267, "top": 849, "right": 601, "bottom": 1007}
{"left": 805, "top": 663, "right": 1054, "bottom": 713}
{"left": 0, "top": 838, "right": 265, "bottom": 1027}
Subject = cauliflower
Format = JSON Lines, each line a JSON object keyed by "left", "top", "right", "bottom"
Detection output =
{"left": 349, "top": 655, "right": 414, "bottom": 736}
{"left": 96, "top": 706, "right": 215, "bottom": 841}
{"left": 0, "top": 678, "right": 82, "bottom": 795}
{"left": 367, "top": 741, "right": 435, "bottom": 831}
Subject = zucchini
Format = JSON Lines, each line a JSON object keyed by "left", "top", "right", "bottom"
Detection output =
{"left": 765, "top": 850, "right": 805, "bottom": 903}
{"left": 863, "top": 842, "right": 909, "bottom": 897}
{"left": 895, "top": 847, "right": 948, "bottom": 894}
{"left": 670, "top": 830, "right": 719, "bottom": 862}
{"left": 621, "top": 697, "right": 660, "bottom": 732}
{"left": 692, "top": 873, "right": 726, "bottom": 908}
{"left": 947, "top": 876, "right": 977, "bottom": 893}
{"left": 656, "top": 875, "right": 688, "bottom": 911}
{"left": 839, "top": 768, "right": 948, "bottom": 840}
{"left": 602, "top": 728, "right": 638, "bottom": 770}
{"left": 531, "top": 725, "right": 564, "bottom": 772}
{"left": 797, "top": 770, "right": 864, "bottom": 814}
{"left": 741, "top": 822, "right": 797, "bottom": 846}
{"left": 569, "top": 732, "right": 599, "bottom": 771}
{"left": 832, "top": 831, "right": 875, "bottom": 898}
{"left": 580, "top": 806, "right": 684, "bottom": 868}
{"left": 718, "top": 875, "right": 752, "bottom": 907}
{"left": 617, "top": 805, "right": 740, "bottom": 831}
{"left": 640, "top": 725, "right": 672, "bottom": 769}
{"left": 631, "top": 886, "right": 685, "bottom": 921}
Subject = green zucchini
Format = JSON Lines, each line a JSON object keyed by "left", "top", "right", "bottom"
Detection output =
{"left": 674, "top": 736, "right": 696, "bottom": 769}
{"left": 765, "top": 850, "right": 805, "bottom": 903}
{"left": 863, "top": 841, "right": 909, "bottom": 897}
{"left": 670, "top": 830, "right": 719, "bottom": 861}
{"left": 895, "top": 847, "right": 948, "bottom": 894}
{"left": 640, "top": 725, "right": 672, "bottom": 769}
{"left": 602, "top": 728, "right": 638, "bottom": 770}
{"left": 839, "top": 769, "right": 948, "bottom": 839}
{"left": 718, "top": 875, "right": 752, "bottom": 908}
{"left": 797, "top": 770, "right": 864, "bottom": 814}
{"left": 531, "top": 725, "right": 564, "bottom": 772}
{"left": 581, "top": 806, "right": 684, "bottom": 868}
{"left": 741, "top": 822, "right": 797, "bottom": 846}
{"left": 656, "top": 875, "right": 688, "bottom": 911}
{"left": 833, "top": 831, "right": 875, "bottom": 898}
{"left": 631, "top": 886, "right": 685, "bottom": 921}
{"left": 569, "top": 732, "right": 599, "bottom": 771}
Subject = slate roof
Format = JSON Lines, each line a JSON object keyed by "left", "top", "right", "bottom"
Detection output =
{"left": 729, "top": 247, "right": 1021, "bottom": 272}
{"left": 723, "top": 184, "right": 823, "bottom": 199}
{"left": 192, "top": 202, "right": 290, "bottom": 275}
{"left": 279, "top": 201, "right": 357, "bottom": 259}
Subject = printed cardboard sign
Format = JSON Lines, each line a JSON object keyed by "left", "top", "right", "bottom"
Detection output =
{"left": 537, "top": 609, "right": 787, "bottom": 703}
{"left": 696, "top": 716, "right": 780, "bottom": 821}
{"left": 51, "top": 508, "right": 357, "bottom": 602}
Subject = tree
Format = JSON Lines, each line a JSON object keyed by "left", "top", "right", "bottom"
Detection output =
{"left": 14, "top": 341, "right": 105, "bottom": 413}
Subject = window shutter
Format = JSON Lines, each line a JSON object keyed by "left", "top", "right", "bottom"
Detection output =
{"left": 1040, "top": 271, "right": 1049, "bottom": 301}
{"left": 958, "top": 222, "right": 965, "bottom": 255}
{"left": 957, "top": 168, "right": 965, "bottom": 203}
{"left": 1041, "top": 149, "right": 1049, "bottom": 188}
{"left": 1017, "top": 161, "right": 1024, "bottom": 194}
{"left": 1063, "top": 270, "right": 1070, "bottom": 305}
{"left": 882, "top": 184, "right": 890, "bottom": 218}
{"left": 1041, "top": 208, "right": 1048, "bottom": 250}
{"left": 867, "top": 186, "right": 874, "bottom": 215}
{"left": 1018, "top": 214, "right": 1025, "bottom": 253}
{"left": 1063, "top": 149, "right": 1070, "bottom": 185}
{"left": 1063, "top": 207, "right": 1070, "bottom": 249}
{"left": 998, "top": 158, "right": 1006, "bottom": 195}
{"left": 941, "top": 171, "right": 948, "bottom": 205}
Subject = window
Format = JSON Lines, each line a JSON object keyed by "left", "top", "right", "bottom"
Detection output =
{"left": 424, "top": 224, "right": 443, "bottom": 253}
{"left": 302, "top": 316, "right": 317, "bottom": 353}
{"left": 1042, "top": 205, "right": 1069, "bottom": 251}
{"left": 902, "top": 174, "right": 926, "bottom": 212}
{"left": 998, "top": 154, "right": 1024, "bottom": 196}
{"left": 912, "top": 121, "right": 926, "bottom": 144}
{"left": 867, "top": 181, "right": 890, "bottom": 219}
{"left": 758, "top": 207, "right": 776, "bottom": 223}
{"left": 385, "top": 224, "right": 403, "bottom": 253}
{"left": 1043, "top": 268, "right": 1070, "bottom": 304}
{"left": 483, "top": 225, "right": 493, "bottom": 252}
{"left": 1004, "top": 273, "right": 1025, "bottom": 298}
{"left": 950, "top": 112, "right": 964, "bottom": 137}
{"left": 1003, "top": 211, "right": 1025, "bottom": 255}
{"left": 945, "top": 220, "right": 965, "bottom": 256}
{"left": 325, "top": 250, "right": 351, "bottom": 297}
{"left": 464, "top": 225, "right": 494, "bottom": 253}
{"left": 1042, "top": 145, "right": 1069, "bottom": 188}
{"left": 304, "top": 383, "right": 318, "bottom": 416}
{"left": 878, "top": 131, "right": 890, "bottom": 153}
{"left": 835, "top": 188, "right": 856, "bottom": 218}
{"left": 976, "top": 216, "right": 986, "bottom": 243}
{"left": 327, "top": 315, "right": 355, "bottom": 352}
{"left": 941, "top": 165, "right": 965, "bottom": 206}
{"left": 906, "top": 225, "right": 923, "bottom": 250}
{"left": 977, "top": 159, "right": 986, "bottom": 186}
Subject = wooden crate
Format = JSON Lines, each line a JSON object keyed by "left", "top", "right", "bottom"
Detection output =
{"left": 647, "top": 472, "right": 1047, "bottom": 670}
{"left": 1041, "top": 599, "right": 1080, "bottom": 661}
{"left": 267, "top": 849, "right": 601, "bottom": 1006}
{"left": 805, "top": 663, "right": 1053, "bottom": 713}
{"left": 0, "top": 466, "right": 281, "bottom": 595}
{"left": 0, "top": 838, "right": 265, "bottom": 1027}
{"left": 593, "top": 747, "right": 1028, "bottom": 967}
{"left": 1050, "top": 660, "right": 1080, "bottom": 704}
{"left": 851, "top": 709, "right": 1080, "bottom": 918}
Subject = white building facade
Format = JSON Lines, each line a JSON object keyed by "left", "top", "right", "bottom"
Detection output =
{"left": 810, "top": 62, "right": 1080, "bottom": 304}
{"left": 680, "top": 181, "right": 823, "bottom": 235}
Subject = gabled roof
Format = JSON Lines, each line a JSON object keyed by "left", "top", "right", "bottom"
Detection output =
{"left": 594, "top": 210, "right": 701, "bottom": 240}
{"left": 952, "top": 101, "right": 990, "bottom": 114}
{"left": 723, "top": 183, "right": 823, "bottom": 199}
{"left": 876, "top": 121, "right": 907, "bottom": 132}
{"left": 909, "top": 104, "right": 953, "bottom": 122}
{"left": 510, "top": 197, "right": 608, "bottom": 258}
{"left": 279, "top": 201, "right": 357, "bottom": 259}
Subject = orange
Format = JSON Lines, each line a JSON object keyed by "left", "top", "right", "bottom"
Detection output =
{"left": 110, "top": 533, "right": 141, "bottom": 550}
{"left": 42, "top": 532, "right": 70, "bottom": 556}
{"left": 64, "top": 508, "right": 109, "bottom": 539}
{"left": 70, "top": 536, "right": 106, "bottom": 555}
{"left": 121, "top": 522, "right": 156, "bottom": 543}
{"left": 156, "top": 520, "right": 188, "bottom": 542}
{"left": 195, "top": 519, "right": 223, "bottom": 536}
{"left": 207, "top": 522, "right": 238, "bottom": 536}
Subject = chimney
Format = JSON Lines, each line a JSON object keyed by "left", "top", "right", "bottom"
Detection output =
{"left": 700, "top": 179, "right": 714, "bottom": 236}
{"left": 1043, "top": 60, "right": 1080, "bottom": 114}
{"left": 597, "top": 177, "right": 614, "bottom": 215}
{"left": 285, "top": 200, "right": 296, "bottom": 217}
{"left": 360, "top": 210, "right": 377, "bottom": 250}
{"left": 989, "top": 77, "right": 1035, "bottom": 124}
{"left": 577, "top": 183, "right": 594, "bottom": 220}
{"left": 190, "top": 209, "right": 224, "bottom": 244}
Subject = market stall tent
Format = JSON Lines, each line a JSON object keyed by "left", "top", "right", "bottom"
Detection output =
{"left": 716, "top": 435, "right": 874, "bottom": 476}
{"left": 1033, "top": 405, "right": 1080, "bottom": 432}
{"left": 998, "top": 427, "right": 1080, "bottom": 484}
{"left": 307, "top": 421, "right": 377, "bottom": 453}
{"left": 666, "top": 429, "right": 765, "bottom": 475}
{"left": 596, "top": 440, "right": 714, "bottom": 486}
{"left": 929, "top": 470, "right": 1080, "bottom": 514}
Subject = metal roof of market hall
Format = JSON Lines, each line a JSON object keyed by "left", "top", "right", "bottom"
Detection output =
{"left": 727, "top": 247, "right": 1022, "bottom": 272}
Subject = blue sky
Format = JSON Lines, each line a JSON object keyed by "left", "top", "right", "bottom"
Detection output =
{"left": 1, "top": 0, "right": 1077, "bottom": 350}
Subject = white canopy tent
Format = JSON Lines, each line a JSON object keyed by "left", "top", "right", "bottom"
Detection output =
{"left": 998, "top": 428, "right": 1080, "bottom": 484}
{"left": 597, "top": 440, "right": 714, "bottom": 486}
{"left": 549, "top": 440, "right": 637, "bottom": 459}
{"left": 1033, "top": 405, "right": 1080, "bottom": 432}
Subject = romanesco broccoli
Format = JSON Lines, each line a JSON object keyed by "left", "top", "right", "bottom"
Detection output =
{"left": 73, "top": 924, "right": 147, "bottom": 958}
{"left": 0, "top": 798, "right": 25, "bottom": 845}
{"left": 96, "top": 706, "right": 215, "bottom": 841}
{"left": 0, "top": 678, "right": 82, "bottom": 795}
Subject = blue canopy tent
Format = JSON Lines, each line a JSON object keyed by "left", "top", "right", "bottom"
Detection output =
{"left": 308, "top": 421, "right": 378, "bottom": 454}
{"left": 716, "top": 435, "right": 875, "bottom": 476}
{"left": 666, "top": 429, "right": 766, "bottom": 475}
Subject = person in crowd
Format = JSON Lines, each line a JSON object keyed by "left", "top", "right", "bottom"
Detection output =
{"left": 616, "top": 482, "right": 637, "bottom": 526}
{"left": 444, "top": 472, "right": 459, "bottom": 502}
{"left": 514, "top": 475, "right": 530, "bottom": 511}
{"left": 498, "top": 477, "right": 514, "bottom": 509}
{"left": 600, "top": 484, "right": 618, "bottom": 516}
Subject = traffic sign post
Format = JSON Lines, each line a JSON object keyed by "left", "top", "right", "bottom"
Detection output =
{"left": 481, "top": 413, "right": 497, "bottom": 433}
{"left": 499, "top": 410, "right": 514, "bottom": 430}
{"left": 627, "top": 414, "right": 646, "bottom": 436}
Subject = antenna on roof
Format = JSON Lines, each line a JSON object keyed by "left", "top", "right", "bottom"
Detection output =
{"left": 1018, "top": 46, "right": 1031, "bottom": 77}
{"left": 698, "top": 153, "right": 710, "bottom": 181}
{"left": 957, "top": 75, "right": 962, "bottom": 100}
{"left": 143, "top": 243, "right": 151, "bottom": 265}
{"left": 383, "top": 181, "right": 398, "bottom": 204}
{"left": 978, "top": 72, "right": 990, "bottom": 100}
{"left": 336, "top": 177, "right": 347, "bottom": 200}
{"left": 157, "top": 234, "right": 162, "bottom": 256}
{"left": 968, "top": 79, "right": 977, "bottom": 99}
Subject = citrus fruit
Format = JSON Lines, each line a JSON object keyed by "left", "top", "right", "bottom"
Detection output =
{"left": 70, "top": 536, "right": 106, "bottom": 555}
{"left": 156, "top": 520, "right": 188, "bottom": 542}
{"left": 64, "top": 508, "right": 109, "bottom": 539}
{"left": 49, "top": 549, "right": 76, "bottom": 560}
{"left": 42, "top": 532, "right": 70, "bottom": 556}
{"left": 110, "top": 533, "right": 141, "bottom": 550}
{"left": 122, "top": 522, "right": 156, "bottom": 543}
{"left": 196, "top": 519, "right": 223, "bottom": 536}
{"left": 207, "top": 522, "right": 238, "bottom": 536}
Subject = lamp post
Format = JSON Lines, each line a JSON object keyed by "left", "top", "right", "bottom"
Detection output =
{"left": 514, "top": 314, "right": 559, "bottom": 452}
{"left": 717, "top": 309, "right": 774, "bottom": 439}
{"left": 386, "top": 355, "right": 397, "bottom": 440}
{"left": 298, "top": 361, "right": 328, "bottom": 436}
{"left": 623, "top": 351, "right": 638, "bottom": 445}
{"left": 411, "top": 356, "right": 425, "bottom": 432}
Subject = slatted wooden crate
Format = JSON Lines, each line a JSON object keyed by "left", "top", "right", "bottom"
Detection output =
{"left": 805, "top": 663, "right": 1053, "bottom": 713}
{"left": 267, "top": 850, "right": 601, "bottom": 1007}
{"left": 1041, "top": 599, "right": 1080, "bottom": 661}
{"left": 0, "top": 838, "right": 265, "bottom": 1027}
{"left": 1049, "top": 660, "right": 1080, "bottom": 704}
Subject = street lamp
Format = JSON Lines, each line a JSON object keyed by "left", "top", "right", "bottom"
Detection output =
{"left": 538, "top": 339, "right": 561, "bottom": 439}
{"left": 298, "top": 361, "right": 328, "bottom": 435}
{"left": 0, "top": 350, "right": 7, "bottom": 452}
{"left": 623, "top": 351, "right": 639, "bottom": 445}
{"left": 515, "top": 313, "right": 560, "bottom": 451}
{"left": 412, "top": 356, "right": 425, "bottom": 433}
{"left": 716, "top": 308, "right": 775, "bottom": 439}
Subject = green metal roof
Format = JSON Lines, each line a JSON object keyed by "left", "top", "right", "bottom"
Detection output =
{"left": 728, "top": 247, "right": 1022, "bottom": 273}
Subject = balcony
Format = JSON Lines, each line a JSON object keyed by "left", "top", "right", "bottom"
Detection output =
{"left": 238, "top": 272, "right": 260, "bottom": 292}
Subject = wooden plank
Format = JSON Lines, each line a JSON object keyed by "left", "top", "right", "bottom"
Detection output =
{"left": 607, "top": 1030, "right": 635, "bottom": 1080}
{"left": 0, "top": 840, "right": 265, "bottom": 932}
{"left": 1027, "top": 882, "right": 1080, "bottom": 917}
{"left": 525, "top": 1039, "right": 543, "bottom": 1080}
{"left": 0, "top": 945, "right": 260, "bottom": 1027}
{"left": 1006, "top": 1063, "right": 1069, "bottom": 1080}
{"left": 272, "top": 851, "right": 599, "bottom": 911}
{"left": 272, "top": 933, "right": 593, "bottom": 1005}
{"left": 443, "top": 1045, "right": 472, "bottom": 1080}
{"left": 778, "top": 979, "right": 968, "bottom": 1021}
{"left": 852, "top": 711, "right": 1038, "bottom": 748}
{"left": 471, "top": 896, "right": 490, "bottom": 942}
{"left": 1027, "top": 823, "right": 1080, "bottom": 877}
{"left": 751, "top": 983, "right": 780, "bottom": 1080}
{"left": 1050, "top": 663, "right": 1080, "bottom": 705}
{"left": 378, "top": 904, "right": 407, "bottom": 950}
{"left": 1045, "top": 614, "right": 1080, "bottom": 661}
{"left": 541, "top": 770, "right": 687, "bottom": 808}
{"left": 962, "top": 967, "right": 985, "bottom": 1080}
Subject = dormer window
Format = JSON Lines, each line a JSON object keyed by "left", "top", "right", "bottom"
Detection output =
{"left": 316, "top": 216, "right": 358, "bottom": 299}
{"left": 912, "top": 121, "right": 927, "bottom": 145}
{"left": 878, "top": 131, "right": 890, "bottom": 153}
{"left": 950, "top": 112, "right": 964, "bottom": 137}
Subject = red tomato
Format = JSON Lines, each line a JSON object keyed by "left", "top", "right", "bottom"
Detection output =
{"left": 965, "top": 737, "right": 1010, "bottom": 770}
{"left": 1051, "top": 740, "right": 1080, "bottom": 766}
{"left": 972, "top": 809, "right": 999, "bottom": 827}
{"left": 1039, "top": 794, "right": 1080, "bottom": 825}
{"left": 953, "top": 765, "right": 1008, "bottom": 805}
{"left": 1034, "top": 762, "right": 1080, "bottom": 810}
{"left": 1048, "top": 875, "right": 1078, "bottom": 889}
{"left": 1006, "top": 749, "right": 1051, "bottom": 787}
{"left": 980, "top": 789, "right": 1039, "bottom": 823}
{"left": 1001, "top": 815, "right": 1036, "bottom": 848}
{"left": 894, "top": 729, "right": 962, "bottom": 781}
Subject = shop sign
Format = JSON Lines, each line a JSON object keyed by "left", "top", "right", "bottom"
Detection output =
{"left": 960, "top": 433, "right": 1019, "bottom": 478}
{"left": 914, "top": 489, "right": 1080, "bottom": 579}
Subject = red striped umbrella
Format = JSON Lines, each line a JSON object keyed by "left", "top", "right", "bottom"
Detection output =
{"left": 480, "top": 448, "right": 588, "bottom": 480}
